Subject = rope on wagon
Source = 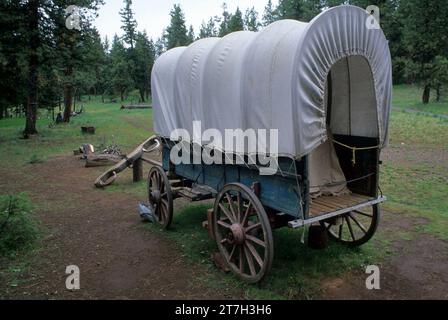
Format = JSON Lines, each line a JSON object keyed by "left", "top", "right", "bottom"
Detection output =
{"left": 332, "top": 139, "right": 380, "bottom": 166}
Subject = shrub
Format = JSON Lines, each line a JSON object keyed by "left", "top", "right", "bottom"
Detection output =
{"left": 0, "top": 194, "right": 39, "bottom": 256}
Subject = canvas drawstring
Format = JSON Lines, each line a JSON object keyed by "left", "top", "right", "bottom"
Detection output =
{"left": 332, "top": 140, "right": 379, "bottom": 166}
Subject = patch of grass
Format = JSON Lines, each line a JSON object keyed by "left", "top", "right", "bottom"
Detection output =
{"left": 0, "top": 96, "right": 154, "bottom": 168}
{"left": 381, "top": 164, "right": 448, "bottom": 240}
{"left": 0, "top": 193, "right": 40, "bottom": 258}
{"left": 393, "top": 84, "right": 448, "bottom": 115}
{"left": 388, "top": 111, "right": 448, "bottom": 148}
{"left": 145, "top": 204, "right": 387, "bottom": 299}
{"left": 28, "top": 154, "right": 45, "bottom": 164}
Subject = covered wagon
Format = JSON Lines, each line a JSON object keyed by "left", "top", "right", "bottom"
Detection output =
{"left": 148, "top": 5, "right": 392, "bottom": 282}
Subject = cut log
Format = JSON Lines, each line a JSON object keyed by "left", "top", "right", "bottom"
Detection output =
{"left": 81, "top": 126, "right": 95, "bottom": 134}
{"left": 120, "top": 104, "right": 152, "bottom": 110}
{"left": 86, "top": 154, "right": 123, "bottom": 167}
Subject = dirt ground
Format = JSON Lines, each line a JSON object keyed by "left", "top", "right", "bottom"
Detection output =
{"left": 0, "top": 154, "right": 447, "bottom": 299}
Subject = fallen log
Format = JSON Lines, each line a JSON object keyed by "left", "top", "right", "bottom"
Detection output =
{"left": 120, "top": 104, "right": 152, "bottom": 110}
{"left": 85, "top": 154, "right": 123, "bottom": 167}
{"left": 94, "top": 135, "right": 161, "bottom": 188}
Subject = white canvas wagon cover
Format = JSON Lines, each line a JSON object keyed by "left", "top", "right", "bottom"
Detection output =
{"left": 151, "top": 5, "right": 392, "bottom": 158}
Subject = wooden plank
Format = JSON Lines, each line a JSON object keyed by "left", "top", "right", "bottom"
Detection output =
{"left": 290, "top": 196, "right": 386, "bottom": 228}
{"left": 309, "top": 193, "right": 374, "bottom": 217}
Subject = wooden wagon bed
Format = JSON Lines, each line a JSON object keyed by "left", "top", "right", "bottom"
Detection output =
{"left": 288, "top": 193, "right": 386, "bottom": 228}
{"left": 309, "top": 193, "right": 373, "bottom": 217}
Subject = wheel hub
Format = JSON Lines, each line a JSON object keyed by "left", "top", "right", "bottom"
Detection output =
{"left": 229, "top": 223, "right": 245, "bottom": 244}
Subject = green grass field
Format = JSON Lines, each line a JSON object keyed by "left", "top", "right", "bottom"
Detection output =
{"left": 0, "top": 85, "right": 447, "bottom": 299}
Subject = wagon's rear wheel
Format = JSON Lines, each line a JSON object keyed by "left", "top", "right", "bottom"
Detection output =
{"left": 212, "top": 183, "right": 273, "bottom": 283}
{"left": 320, "top": 203, "right": 380, "bottom": 246}
{"left": 147, "top": 166, "right": 173, "bottom": 229}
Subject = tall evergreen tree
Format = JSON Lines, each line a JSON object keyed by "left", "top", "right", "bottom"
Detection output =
{"left": 218, "top": 3, "right": 231, "bottom": 37}
{"left": 400, "top": 0, "right": 448, "bottom": 103}
{"left": 165, "top": 4, "right": 189, "bottom": 49}
{"left": 187, "top": 25, "right": 195, "bottom": 43}
{"left": 262, "top": 0, "right": 278, "bottom": 26}
{"left": 119, "top": 0, "right": 137, "bottom": 49}
{"left": 24, "top": 0, "right": 39, "bottom": 134}
{"left": 109, "top": 35, "right": 133, "bottom": 101}
{"left": 277, "top": 0, "right": 305, "bottom": 21}
{"left": 244, "top": 7, "right": 260, "bottom": 31}
{"left": 134, "top": 31, "right": 155, "bottom": 102}
{"left": 227, "top": 7, "right": 245, "bottom": 33}
{"left": 198, "top": 17, "right": 218, "bottom": 39}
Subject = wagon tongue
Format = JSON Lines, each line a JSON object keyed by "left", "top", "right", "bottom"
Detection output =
{"left": 138, "top": 202, "right": 157, "bottom": 223}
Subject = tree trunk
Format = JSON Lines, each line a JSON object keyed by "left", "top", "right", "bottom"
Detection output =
{"left": 436, "top": 85, "right": 441, "bottom": 102}
{"left": 0, "top": 105, "right": 4, "bottom": 120}
{"left": 63, "top": 66, "right": 73, "bottom": 122}
{"left": 120, "top": 88, "right": 125, "bottom": 102}
{"left": 139, "top": 88, "right": 145, "bottom": 103}
{"left": 24, "top": 0, "right": 39, "bottom": 136}
{"left": 422, "top": 85, "right": 431, "bottom": 104}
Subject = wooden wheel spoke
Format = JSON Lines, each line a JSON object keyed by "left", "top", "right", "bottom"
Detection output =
{"left": 243, "top": 245, "right": 256, "bottom": 276}
{"left": 239, "top": 245, "right": 243, "bottom": 272}
{"left": 160, "top": 200, "right": 169, "bottom": 222}
{"left": 245, "top": 242, "right": 263, "bottom": 268}
{"left": 217, "top": 220, "right": 232, "bottom": 229}
{"left": 245, "top": 222, "right": 261, "bottom": 233}
{"left": 236, "top": 192, "right": 242, "bottom": 222}
{"left": 246, "top": 234, "right": 266, "bottom": 248}
{"left": 345, "top": 216, "right": 356, "bottom": 241}
{"left": 157, "top": 173, "right": 163, "bottom": 191}
{"left": 349, "top": 213, "right": 367, "bottom": 233}
{"left": 241, "top": 202, "right": 252, "bottom": 226}
{"left": 228, "top": 245, "right": 236, "bottom": 262}
{"left": 225, "top": 193, "right": 237, "bottom": 222}
{"left": 220, "top": 238, "right": 229, "bottom": 244}
{"left": 338, "top": 219, "right": 344, "bottom": 240}
{"left": 150, "top": 175, "right": 158, "bottom": 190}
{"left": 218, "top": 203, "right": 235, "bottom": 223}
{"left": 353, "top": 210, "right": 373, "bottom": 218}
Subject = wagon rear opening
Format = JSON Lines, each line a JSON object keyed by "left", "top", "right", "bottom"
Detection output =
{"left": 292, "top": 54, "right": 385, "bottom": 240}
{"left": 307, "top": 53, "right": 382, "bottom": 209}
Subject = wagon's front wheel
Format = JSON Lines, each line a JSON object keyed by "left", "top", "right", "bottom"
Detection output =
{"left": 212, "top": 183, "right": 274, "bottom": 283}
{"left": 147, "top": 166, "right": 173, "bottom": 229}
{"left": 320, "top": 203, "right": 380, "bottom": 246}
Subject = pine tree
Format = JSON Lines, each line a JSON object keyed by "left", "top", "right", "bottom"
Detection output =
{"left": 187, "top": 25, "right": 195, "bottom": 43}
{"left": 109, "top": 35, "right": 133, "bottom": 101}
{"left": 165, "top": 4, "right": 189, "bottom": 49}
{"left": 218, "top": 3, "right": 231, "bottom": 37}
{"left": 244, "top": 7, "right": 260, "bottom": 31}
{"left": 400, "top": 0, "right": 448, "bottom": 103}
{"left": 277, "top": 0, "right": 305, "bottom": 21}
{"left": 198, "top": 18, "right": 218, "bottom": 39}
{"left": 134, "top": 32, "right": 155, "bottom": 102}
{"left": 262, "top": 0, "right": 277, "bottom": 26}
{"left": 227, "top": 7, "right": 244, "bottom": 33}
{"left": 119, "top": 0, "right": 137, "bottom": 49}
